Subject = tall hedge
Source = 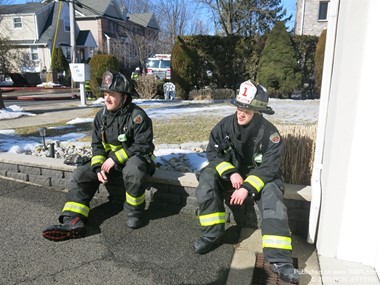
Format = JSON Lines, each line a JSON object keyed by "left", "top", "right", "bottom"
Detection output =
{"left": 292, "top": 35, "right": 319, "bottom": 98}
{"left": 171, "top": 35, "right": 265, "bottom": 98}
{"left": 314, "top": 29, "right": 327, "bottom": 96}
{"left": 88, "top": 54, "right": 120, "bottom": 97}
{"left": 256, "top": 21, "right": 302, "bottom": 98}
{"left": 171, "top": 37, "right": 199, "bottom": 99}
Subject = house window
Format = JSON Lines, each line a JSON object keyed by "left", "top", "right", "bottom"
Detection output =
{"left": 13, "top": 17, "right": 22, "bottom": 29}
{"left": 318, "top": 1, "right": 329, "bottom": 21}
{"left": 62, "top": 46, "right": 71, "bottom": 61}
{"left": 31, "top": 46, "right": 39, "bottom": 61}
{"left": 64, "top": 19, "right": 70, "bottom": 32}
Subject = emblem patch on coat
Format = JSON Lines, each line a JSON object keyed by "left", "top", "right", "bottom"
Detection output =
{"left": 133, "top": 114, "right": 143, "bottom": 124}
{"left": 269, "top": 132, "right": 281, "bottom": 143}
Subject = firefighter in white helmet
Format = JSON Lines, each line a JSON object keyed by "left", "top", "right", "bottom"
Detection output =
{"left": 193, "top": 80, "right": 299, "bottom": 284}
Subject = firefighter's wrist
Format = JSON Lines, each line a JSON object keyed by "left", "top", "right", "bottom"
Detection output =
{"left": 92, "top": 165, "right": 101, "bottom": 173}
{"left": 242, "top": 182, "right": 259, "bottom": 197}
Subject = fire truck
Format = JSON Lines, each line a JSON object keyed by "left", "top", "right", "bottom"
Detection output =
{"left": 145, "top": 54, "right": 171, "bottom": 80}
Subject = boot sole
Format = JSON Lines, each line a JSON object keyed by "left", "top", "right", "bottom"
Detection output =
{"left": 42, "top": 226, "right": 87, "bottom": 242}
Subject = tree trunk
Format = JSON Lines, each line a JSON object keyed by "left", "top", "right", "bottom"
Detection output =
{"left": 0, "top": 89, "right": 5, "bottom": 109}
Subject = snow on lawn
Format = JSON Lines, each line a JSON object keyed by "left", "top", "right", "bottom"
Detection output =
{"left": 0, "top": 98, "right": 320, "bottom": 171}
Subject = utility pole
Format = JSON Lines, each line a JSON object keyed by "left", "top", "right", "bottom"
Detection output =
{"left": 69, "top": 1, "right": 76, "bottom": 64}
{"left": 69, "top": 0, "right": 76, "bottom": 89}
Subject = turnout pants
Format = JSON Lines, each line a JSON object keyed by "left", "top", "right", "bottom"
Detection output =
{"left": 59, "top": 155, "right": 151, "bottom": 223}
{"left": 196, "top": 167, "right": 292, "bottom": 263}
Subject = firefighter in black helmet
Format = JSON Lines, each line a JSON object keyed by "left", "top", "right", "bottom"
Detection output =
{"left": 193, "top": 80, "right": 299, "bottom": 284}
{"left": 42, "top": 70, "right": 155, "bottom": 241}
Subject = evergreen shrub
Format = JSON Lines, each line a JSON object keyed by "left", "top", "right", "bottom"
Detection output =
{"left": 256, "top": 22, "right": 302, "bottom": 98}
{"left": 171, "top": 36, "right": 199, "bottom": 99}
{"left": 50, "top": 47, "right": 70, "bottom": 86}
{"left": 88, "top": 54, "right": 120, "bottom": 98}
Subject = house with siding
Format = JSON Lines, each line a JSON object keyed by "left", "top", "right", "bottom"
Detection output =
{"left": 295, "top": 0, "right": 330, "bottom": 36}
{"left": 74, "top": 0, "right": 160, "bottom": 70}
{"left": 0, "top": 0, "right": 159, "bottom": 85}
{"left": 0, "top": 2, "right": 96, "bottom": 85}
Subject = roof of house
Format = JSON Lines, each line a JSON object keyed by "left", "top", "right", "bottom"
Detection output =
{"left": 0, "top": 3, "right": 50, "bottom": 15}
{"left": 37, "top": 3, "right": 61, "bottom": 45}
{"left": 74, "top": 0, "right": 125, "bottom": 21}
{"left": 128, "top": 13, "right": 159, "bottom": 30}
{"left": 76, "top": 30, "right": 97, "bottom": 48}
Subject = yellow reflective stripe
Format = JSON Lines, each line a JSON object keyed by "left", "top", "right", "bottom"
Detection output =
{"left": 62, "top": 202, "right": 90, "bottom": 217}
{"left": 216, "top": 161, "right": 236, "bottom": 176}
{"left": 102, "top": 142, "right": 123, "bottom": 152}
{"left": 244, "top": 175, "right": 265, "bottom": 192}
{"left": 126, "top": 192, "right": 145, "bottom": 206}
{"left": 109, "top": 144, "right": 123, "bottom": 151}
{"left": 115, "top": 148, "right": 128, "bottom": 163}
{"left": 102, "top": 142, "right": 124, "bottom": 152}
{"left": 91, "top": 155, "right": 106, "bottom": 166}
{"left": 199, "top": 212, "right": 226, "bottom": 226}
{"left": 102, "top": 142, "right": 112, "bottom": 152}
{"left": 262, "top": 235, "right": 292, "bottom": 250}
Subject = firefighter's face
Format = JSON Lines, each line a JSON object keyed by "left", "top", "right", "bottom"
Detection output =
{"left": 236, "top": 108, "right": 255, "bottom": 125}
{"left": 104, "top": 91, "right": 124, "bottom": 112}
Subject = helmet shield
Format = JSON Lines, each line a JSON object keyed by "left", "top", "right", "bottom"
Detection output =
{"left": 100, "top": 71, "right": 131, "bottom": 95}
{"left": 231, "top": 80, "right": 274, "bottom": 115}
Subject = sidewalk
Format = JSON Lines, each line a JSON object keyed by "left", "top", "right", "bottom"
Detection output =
{"left": 1, "top": 92, "right": 95, "bottom": 130}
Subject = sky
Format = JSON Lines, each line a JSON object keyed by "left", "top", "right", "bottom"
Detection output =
{"left": 7, "top": 0, "right": 297, "bottom": 30}
{"left": 0, "top": 98, "right": 319, "bottom": 172}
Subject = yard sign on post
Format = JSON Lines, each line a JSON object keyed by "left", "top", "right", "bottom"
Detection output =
{"left": 69, "top": 63, "right": 90, "bottom": 106}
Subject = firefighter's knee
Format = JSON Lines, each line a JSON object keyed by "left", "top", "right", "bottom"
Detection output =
{"left": 196, "top": 167, "right": 219, "bottom": 203}
{"left": 260, "top": 182, "right": 287, "bottom": 220}
{"left": 71, "top": 163, "right": 97, "bottom": 184}
{"left": 198, "top": 167, "right": 217, "bottom": 187}
{"left": 122, "top": 156, "right": 148, "bottom": 180}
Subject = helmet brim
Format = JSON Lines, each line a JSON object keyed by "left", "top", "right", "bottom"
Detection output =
{"left": 230, "top": 100, "right": 274, "bottom": 115}
{"left": 99, "top": 88, "right": 136, "bottom": 97}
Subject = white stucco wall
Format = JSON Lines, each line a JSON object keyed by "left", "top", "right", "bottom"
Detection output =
{"left": 316, "top": 0, "right": 380, "bottom": 270}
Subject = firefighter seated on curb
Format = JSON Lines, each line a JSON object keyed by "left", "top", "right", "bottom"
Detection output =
{"left": 42, "top": 70, "right": 155, "bottom": 241}
{"left": 193, "top": 79, "right": 299, "bottom": 284}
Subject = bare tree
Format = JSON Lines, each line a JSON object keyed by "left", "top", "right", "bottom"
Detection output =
{"left": 197, "top": 0, "right": 290, "bottom": 36}
{"left": 114, "top": 0, "right": 151, "bottom": 18}
{"left": 152, "top": 0, "right": 210, "bottom": 49}
{"left": 114, "top": 19, "right": 160, "bottom": 70}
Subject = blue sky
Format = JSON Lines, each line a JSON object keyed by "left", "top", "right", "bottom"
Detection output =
{"left": 8, "top": 0, "right": 297, "bottom": 29}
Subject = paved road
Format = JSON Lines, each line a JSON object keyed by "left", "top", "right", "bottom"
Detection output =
{"left": 0, "top": 177, "right": 239, "bottom": 285}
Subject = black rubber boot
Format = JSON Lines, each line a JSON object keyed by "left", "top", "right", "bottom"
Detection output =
{"left": 193, "top": 234, "right": 224, "bottom": 254}
{"left": 42, "top": 216, "right": 86, "bottom": 242}
{"left": 126, "top": 213, "right": 146, "bottom": 229}
{"left": 270, "top": 262, "right": 299, "bottom": 284}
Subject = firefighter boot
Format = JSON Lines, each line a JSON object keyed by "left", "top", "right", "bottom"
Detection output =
{"left": 270, "top": 262, "right": 299, "bottom": 284}
{"left": 126, "top": 212, "right": 146, "bottom": 229}
{"left": 42, "top": 216, "right": 86, "bottom": 242}
{"left": 193, "top": 234, "right": 224, "bottom": 254}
